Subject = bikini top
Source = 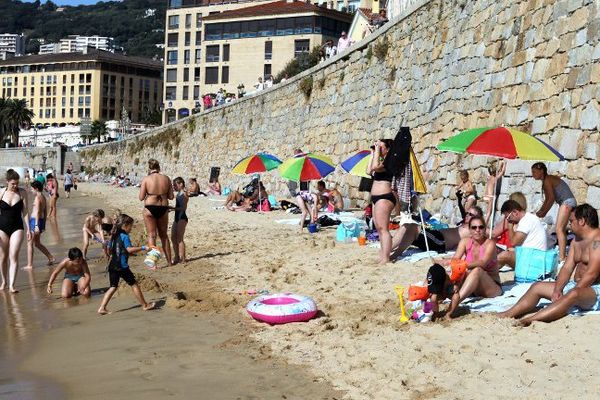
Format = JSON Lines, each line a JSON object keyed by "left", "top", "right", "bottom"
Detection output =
{"left": 0, "top": 189, "right": 24, "bottom": 214}
{"left": 372, "top": 170, "right": 394, "bottom": 182}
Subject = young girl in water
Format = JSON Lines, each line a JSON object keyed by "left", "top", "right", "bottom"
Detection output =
{"left": 97, "top": 214, "right": 156, "bottom": 315}
{"left": 82, "top": 209, "right": 105, "bottom": 259}
{"left": 171, "top": 177, "right": 189, "bottom": 264}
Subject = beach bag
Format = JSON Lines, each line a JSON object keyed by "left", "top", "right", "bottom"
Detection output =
{"left": 336, "top": 222, "right": 360, "bottom": 242}
{"left": 257, "top": 198, "right": 271, "bottom": 212}
{"left": 514, "top": 246, "right": 558, "bottom": 282}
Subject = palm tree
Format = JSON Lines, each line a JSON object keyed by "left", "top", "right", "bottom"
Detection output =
{"left": 90, "top": 119, "right": 107, "bottom": 144}
{"left": 0, "top": 97, "right": 10, "bottom": 145}
{"left": 0, "top": 99, "right": 34, "bottom": 147}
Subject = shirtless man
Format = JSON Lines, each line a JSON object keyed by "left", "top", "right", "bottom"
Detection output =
{"left": 23, "top": 181, "right": 55, "bottom": 269}
{"left": 390, "top": 206, "right": 484, "bottom": 259}
{"left": 47, "top": 247, "right": 91, "bottom": 298}
{"left": 498, "top": 204, "right": 600, "bottom": 325}
{"left": 82, "top": 209, "right": 105, "bottom": 259}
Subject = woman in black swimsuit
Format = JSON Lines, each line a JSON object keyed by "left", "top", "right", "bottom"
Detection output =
{"left": 139, "top": 159, "right": 174, "bottom": 268}
{"left": 0, "top": 169, "right": 31, "bottom": 293}
{"left": 367, "top": 139, "right": 396, "bottom": 265}
{"left": 171, "top": 177, "right": 189, "bottom": 264}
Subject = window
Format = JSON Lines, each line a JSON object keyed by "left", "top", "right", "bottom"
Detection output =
{"left": 184, "top": 49, "right": 190, "bottom": 64}
{"left": 205, "top": 67, "right": 218, "bottom": 84}
{"left": 240, "top": 21, "right": 258, "bottom": 38}
{"left": 222, "top": 44, "right": 230, "bottom": 62}
{"left": 183, "top": 68, "right": 189, "bottom": 81}
{"left": 294, "top": 39, "right": 310, "bottom": 58}
{"left": 86, "top": 73, "right": 91, "bottom": 83}
{"left": 205, "top": 23, "right": 222, "bottom": 41}
{"left": 276, "top": 18, "right": 294, "bottom": 36}
{"left": 195, "top": 49, "right": 201, "bottom": 63}
{"left": 185, "top": 14, "right": 192, "bottom": 28}
{"left": 182, "top": 86, "right": 189, "bottom": 100}
{"left": 167, "top": 33, "right": 179, "bottom": 47}
{"left": 264, "top": 64, "right": 272, "bottom": 79}
{"left": 221, "top": 66, "right": 229, "bottom": 84}
{"left": 193, "top": 85, "right": 200, "bottom": 100}
{"left": 258, "top": 19, "right": 275, "bottom": 36}
{"left": 265, "top": 41, "right": 272, "bottom": 60}
{"left": 196, "top": 13, "right": 202, "bottom": 28}
{"left": 295, "top": 17, "right": 313, "bottom": 34}
{"left": 185, "top": 32, "right": 191, "bottom": 46}
{"left": 168, "top": 15, "right": 179, "bottom": 29}
{"left": 195, "top": 31, "right": 202, "bottom": 45}
{"left": 166, "top": 69, "right": 178, "bottom": 82}
{"left": 206, "top": 45, "right": 219, "bottom": 62}
{"left": 167, "top": 50, "right": 178, "bottom": 65}
{"left": 165, "top": 86, "right": 177, "bottom": 100}
{"left": 223, "top": 22, "right": 240, "bottom": 39}
{"left": 194, "top": 67, "right": 200, "bottom": 81}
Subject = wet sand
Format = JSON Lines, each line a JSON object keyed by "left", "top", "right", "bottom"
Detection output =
{"left": 2, "top": 189, "right": 340, "bottom": 400}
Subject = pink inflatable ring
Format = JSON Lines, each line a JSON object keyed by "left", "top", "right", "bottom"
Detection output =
{"left": 246, "top": 293, "right": 318, "bottom": 325}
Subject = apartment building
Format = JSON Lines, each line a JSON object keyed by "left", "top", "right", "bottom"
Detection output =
{"left": 0, "top": 49, "right": 162, "bottom": 126}
{"left": 0, "top": 33, "right": 26, "bottom": 56}
{"left": 38, "top": 36, "right": 115, "bottom": 55}
{"left": 163, "top": 0, "right": 351, "bottom": 122}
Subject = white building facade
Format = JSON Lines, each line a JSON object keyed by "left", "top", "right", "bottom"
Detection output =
{"left": 0, "top": 33, "right": 26, "bottom": 56}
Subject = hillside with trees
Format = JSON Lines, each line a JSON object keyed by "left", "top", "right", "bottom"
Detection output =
{"left": 0, "top": 0, "right": 167, "bottom": 58}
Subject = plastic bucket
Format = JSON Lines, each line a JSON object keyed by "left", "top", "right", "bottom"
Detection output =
{"left": 144, "top": 248, "right": 162, "bottom": 268}
{"left": 307, "top": 223, "right": 318, "bottom": 233}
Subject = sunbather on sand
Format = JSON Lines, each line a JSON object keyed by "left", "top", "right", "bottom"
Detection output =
{"left": 316, "top": 180, "right": 343, "bottom": 212}
{"left": 390, "top": 206, "right": 483, "bottom": 259}
{"left": 498, "top": 204, "right": 600, "bottom": 326}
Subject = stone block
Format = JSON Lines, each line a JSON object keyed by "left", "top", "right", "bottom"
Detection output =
{"left": 586, "top": 185, "right": 600, "bottom": 209}
{"left": 583, "top": 165, "right": 600, "bottom": 185}
{"left": 531, "top": 117, "right": 547, "bottom": 133}
{"left": 531, "top": 58, "right": 549, "bottom": 81}
{"left": 555, "top": 128, "right": 583, "bottom": 159}
{"left": 568, "top": 44, "right": 592, "bottom": 67}
{"left": 580, "top": 101, "right": 600, "bottom": 130}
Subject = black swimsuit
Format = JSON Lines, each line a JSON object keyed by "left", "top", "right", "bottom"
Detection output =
{"left": 0, "top": 190, "right": 24, "bottom": 236}
{"left": 371, "top": 170, "right": 397, "bottom": 206}
{"left": 144, "top": 173, "right": 170, "bottom": 219}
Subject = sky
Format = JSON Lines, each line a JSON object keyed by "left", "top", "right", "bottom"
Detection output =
{"left": 23, "top": 0, "right": 108, "bottom": 6}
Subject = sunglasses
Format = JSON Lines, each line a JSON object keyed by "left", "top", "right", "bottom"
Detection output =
{"left": 466, "top": 212, "right": 478, "bottom": 217}
{"left": 470, "top": 225, "right": 485, "bottom": 230}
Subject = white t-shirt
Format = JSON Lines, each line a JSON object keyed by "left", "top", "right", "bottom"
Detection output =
{"left": 516, "top": 212, "right": 547, "bottom": 250}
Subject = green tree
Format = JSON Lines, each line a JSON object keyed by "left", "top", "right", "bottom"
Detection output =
{"left": 274, "top": 46, "right": 321, "bottom": 82}
{"left": 140, "top": 106, "right": 162, "bottom": 126}
{"left": 90, "top": 119, "right": 107, "bottom": 144}
{"left": 0, "top": 98, "right": 34, "bottom": 146}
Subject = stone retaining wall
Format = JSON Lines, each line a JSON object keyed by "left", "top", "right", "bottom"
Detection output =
{"left": 82, "top": 0, "right": 600, "bottom": 223}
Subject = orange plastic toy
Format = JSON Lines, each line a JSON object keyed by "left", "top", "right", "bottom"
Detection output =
{"left": 449, "top": 259, "right": 467, "bottom": 282}
{"left": 408, "top": 285, "right": 429, "bottom": 301}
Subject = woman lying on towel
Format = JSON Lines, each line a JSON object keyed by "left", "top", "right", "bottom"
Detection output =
{"left": 428, "top": 216, "right": 502, "bottom": 320}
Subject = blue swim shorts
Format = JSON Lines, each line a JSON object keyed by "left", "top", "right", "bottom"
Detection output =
{"left": 29, "top": 218, "right": 46, "bottom": 232}
{"left": 562, "top": 281, "right": 600, "bottom": 310}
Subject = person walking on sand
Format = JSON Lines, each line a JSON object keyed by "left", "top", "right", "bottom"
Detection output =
{"left": 46, "top": 173, "right": 59, "bottom": 219}
{"left": 171, "top": 177, "right": 189, "bottom": 264}
{"left": 139, "top": 159, "right": 174, "bottom": 268}
{"left": 63, "top": 169, "right": 74, "bottom": 199}
{"left": 498, "top": 204, "right": 600, "bottom": 325}
{"left": 23, "top": 181, "right": 55, "bottom": 269}
{"left": 531, "top": 162, "right": 577, "bottom": 264}
{"left": 82, "top": 209, "right": 106, "bottom": 259}
{"left": 47, "top": 247, "right": 90, "bottom": 298}
{"left": 0, "top": 169, "right": 31, "bottom": 293}
{"left": 98, "top": 214, "right": 156, "bottom": 315}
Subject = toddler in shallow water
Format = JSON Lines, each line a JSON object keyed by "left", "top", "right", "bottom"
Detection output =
{"left": 47, "top": 247, "right": 91, "bottom": 298}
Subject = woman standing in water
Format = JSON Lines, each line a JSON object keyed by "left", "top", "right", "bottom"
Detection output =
{"left": 531, "top": 162, "right": 577, "bottom": 262}
{"left": 171, "top": 177, "right": 189, "bottom": 264}
{"left": 0, "top": 169, "right": 31, "bottom": 293}
{"left": 46, "top": 173, "right": 59, "bottom": 219}
{"left": 139, "top": 159, "right": 173, "bottom": 268}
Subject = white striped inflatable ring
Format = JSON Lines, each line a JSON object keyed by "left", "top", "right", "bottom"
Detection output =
{"left": 246, "top": 293, "right": 318, "bottom": 325}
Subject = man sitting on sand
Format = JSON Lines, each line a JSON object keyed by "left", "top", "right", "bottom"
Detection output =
{"left": 390, "top": 206, "right": 484, "bottom": 259}
{"left": 498, "top": 204, "right": 600, "bottom": 325}
{"left": 497, "top": 200, "right": 547, "bottom": 269}
{"left": 47, "top": 248, "right": 91, "bottom": 298}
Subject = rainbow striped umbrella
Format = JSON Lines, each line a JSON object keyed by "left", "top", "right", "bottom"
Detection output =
{"left": 278, "top": 153, "right": 335, "bottom": 182}
{"left": 232, "top": 153, "right": 282, "bottom": 175}
{"left": 437, "top": 126, "right": 564, "bottom": 161}
{"left": 340, "top": 150, "right": 371, "bottom": 178}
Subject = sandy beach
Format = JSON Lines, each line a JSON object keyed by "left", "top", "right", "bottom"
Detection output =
{"left": 50, "top": 182, "right": 598, "bottom": 400}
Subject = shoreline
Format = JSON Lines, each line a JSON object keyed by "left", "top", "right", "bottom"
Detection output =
{"left": 75, "top": 182, "right": 600, "bottom": 399}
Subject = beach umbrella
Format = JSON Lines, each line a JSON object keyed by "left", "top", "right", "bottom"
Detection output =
{"left": 437, "top": 126, "right": 565, "bottom": 236}
{"left": 437, "top": 126, "right": 564, "bottom": 161}
{"left": 232, "top": 152, "right": 282, "bottom": 175}
{"left": 231, "top": 153, "right": 282, "bottom": 211}
{"left": 278, "top": 152, "right": 335, "bottom": 182}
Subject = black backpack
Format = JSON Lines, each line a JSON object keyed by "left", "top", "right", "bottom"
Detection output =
{"left": 107, "top": 234, "right": 127, "bottom": 272}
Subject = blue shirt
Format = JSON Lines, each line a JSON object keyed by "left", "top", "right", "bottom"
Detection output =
{"left": 110, "top": 232, "right": 132, "bottom": 269}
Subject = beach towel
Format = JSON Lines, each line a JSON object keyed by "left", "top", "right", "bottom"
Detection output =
{"left": 275, "top": 212, "right": 358, "bottom": 225}
{"left": 462, "top": 283, "right": 600, "bottom": 316}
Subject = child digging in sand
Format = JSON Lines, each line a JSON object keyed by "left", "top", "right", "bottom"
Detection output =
{"left": 46, "top": 248, "right": 91, "bottom": 298}
{"left": 98, "top": 214, "right": 155, "bottom": 315}
{"left": 82, "top": 209, "right": 106, "bottom": 259}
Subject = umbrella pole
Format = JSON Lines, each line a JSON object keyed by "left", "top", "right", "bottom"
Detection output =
{"left": 417, "top": 196, "right": 430, "bottom": 254}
